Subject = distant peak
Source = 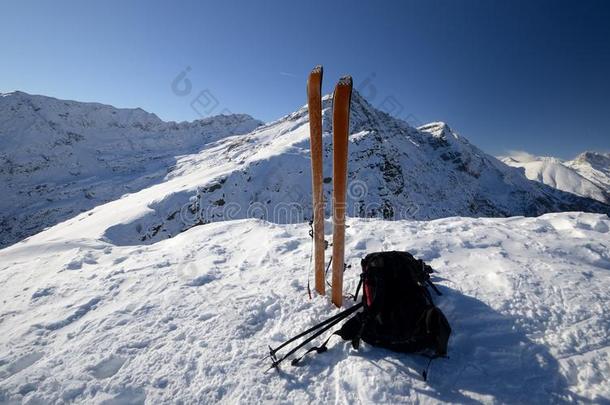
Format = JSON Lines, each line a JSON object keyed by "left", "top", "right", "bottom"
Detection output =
{"left": 501, "top": 150, "right": 546, "bottom": 163}
{"left": 418, "top": 122, "right": 455, "bottom": 140}
{"left": 574, "top": 151, "right": 610, "bottom": 163}
{"left": 1, "top": 90, "right": 61, "bottom": 100}
{"left": 1, "top": 90, "right": 32, "bottom": 98}
{"left": 320, "top": 88, "right": 369, "bottom": 109}
{"left": 190, "top": 113, "right": 261, "bottom": 125}
{"left": 0, "top": 90, "right": 262, "bottom": 127}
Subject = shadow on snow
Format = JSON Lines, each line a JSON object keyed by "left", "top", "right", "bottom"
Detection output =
{"left": 273, "top": 285, "right": 583, "bottom": 404}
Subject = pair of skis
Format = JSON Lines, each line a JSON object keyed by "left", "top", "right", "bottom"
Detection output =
{"left": 307, "top": 65, "right": 352, "bottom": 308}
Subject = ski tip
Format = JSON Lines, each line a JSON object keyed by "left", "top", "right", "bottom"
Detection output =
{"left": 311, "top": 65, "right": 323, "bottom": 74}
{"left": 337, "top": 75, "right": 352, "bottom": 87}
{"left": 308, "top": 66, "right": 323, "bottom": 93}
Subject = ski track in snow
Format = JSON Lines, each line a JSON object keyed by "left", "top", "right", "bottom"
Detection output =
{"left": 0, "top": 212, "right": 609, "bottom": 403}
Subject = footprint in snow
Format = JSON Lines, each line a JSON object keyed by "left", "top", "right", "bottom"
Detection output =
{"left": 64, "top": 251, "right": 98, "bottom": 270}
{"left": 197, "top": 313, "right": 217, "bottom": 322}
{"left": 112, "top": 256, "right": 128, "bottom": 265}
{"left": 99, "top": 387, "right": 146, "bottom": 405}
{"left": 61, "top": 383, "right": 86, "bottom": 402}
{"left": 18, "top": 382, "right": 37, "bottom": 396}
{"left": 353, "top": 239, "right": 368, "bottom": 250}
{"left": 235, "top": 296, "right": 279, "bottom": 339}
{"left": 177, "top": 261, "right": 220, "bottom": 286}
{"left": 154, "top": 260, "right": 172, "bottom": 268}
{"left": 65, "top": 258, "right": 84, "bottom": 270}
{"left": 582, "top": 219, "right": 609, "bottom": 233}
{"left": 88, "top": 355, "right": 126, "bottom": 379}
{"left": 42, "top": 297, "right": 102, "bottom": 331}
{"left": 153, "top": 377, "right": 169, "bottom": 389}
{"left": 186, "top": 273, "right": 218, "bottom": 287}
{"left": 0, "top": 352, "right": 44, "bottom": 379}
{"left": 276, "top": 240, "right": 300, "bottom": 253}
{"left": 31, "top": 287, "right": 55, "bottom": 300}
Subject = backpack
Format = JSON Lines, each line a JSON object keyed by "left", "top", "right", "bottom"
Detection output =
{"left": 267, "top": 251, "right": 452, "bottom": 380}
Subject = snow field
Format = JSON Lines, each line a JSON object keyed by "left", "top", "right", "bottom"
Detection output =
{"left": 0, "top": 212, "right": 608, "bottom": 403}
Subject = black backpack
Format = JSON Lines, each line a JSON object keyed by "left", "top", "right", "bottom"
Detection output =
{"left": 267, "top": 251, "right": 452, "bottom": 380}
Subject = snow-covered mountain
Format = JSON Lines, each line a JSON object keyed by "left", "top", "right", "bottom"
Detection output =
{"left": 501, "top": 151, "right": 610, "bottom": 204}
{"left": 2, "top": 91, "right": 609, "bottom": 248}
{"left": 1, "top": 91, "right": 609, "bottom": 403}
{"left": 0, "top": 91, "right": 262, "bottom": 248}
{"left": 83, "top": 90, "right": 607, "bottom": 246}
{"left": 565, "top": 151, "right": 610, "bottom": 192}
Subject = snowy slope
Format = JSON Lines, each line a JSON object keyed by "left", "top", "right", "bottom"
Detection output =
{"left": 565, "top": 151, "right": 610, "bottom": 193}
{"left": 3, "top": 91, "right": 608, "bottom": 249}
{"left": 501, "top": 152, "right": 610, "bottom": 204}
{"left": 34, "top": 90, "right": 607, "bottom": 248}
{"left": 0, "top": 212, "right": 609, "bottom": 403}
{"left": 0, "top": 91, "right": 262, "bottom": 248}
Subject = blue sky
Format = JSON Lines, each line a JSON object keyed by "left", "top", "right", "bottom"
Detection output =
{"left": 1, "top": 0, "right": 608, "bottom": 158}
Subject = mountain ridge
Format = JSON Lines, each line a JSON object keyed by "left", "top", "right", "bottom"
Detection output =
{"left": 0, "top": 91, "right": 263, "bottom": 247}
{"left": 0, "top": 91, "right": 610, "bottom": 248}
{"left": 501, "top": 151, "right": 610, "bottom": 204}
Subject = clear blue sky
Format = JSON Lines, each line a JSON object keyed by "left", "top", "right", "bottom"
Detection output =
{"left": 1, "top": 0, "right": 609, "bottom": 159}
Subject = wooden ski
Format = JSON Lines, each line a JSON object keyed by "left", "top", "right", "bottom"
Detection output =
{"left": 331, "top": 76, "right": 352, "bottom": 307}
{"left": 307, "top": 65, "right": 325, "bottom": 295}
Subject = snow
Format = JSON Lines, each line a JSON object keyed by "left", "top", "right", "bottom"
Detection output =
{"left": 0, "top": 91, "right": 262, "bottom": 248}
{"left": 1, "top": 212, "right": 609, "bottom": 403}
{"left": 1, "top": 90, "right": 610, "bottom": 403}
{"left": 3, "top": 91, "right": 608, "bottom": 250}
{"left": 501, "top": 151, "right": 610, "bottom": 204}
{"left": 566, "top": 152, "right": 610, "bottom": 194}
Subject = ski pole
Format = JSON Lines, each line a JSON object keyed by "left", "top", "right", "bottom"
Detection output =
{"left": 266, "top": 302, "right": 362, "bottom": 364}
{"left": 267, "top": 303, "right": 361, "bottom": 371}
